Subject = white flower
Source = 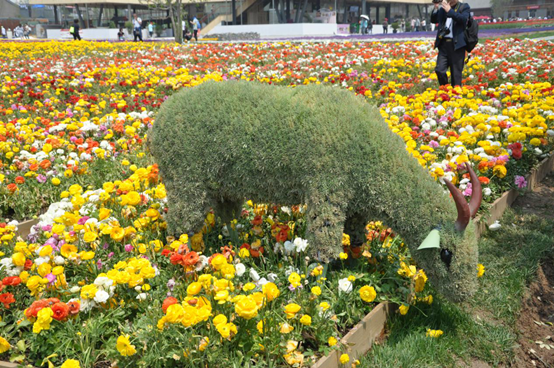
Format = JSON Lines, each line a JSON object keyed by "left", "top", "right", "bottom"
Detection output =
{"left": 281, "top": 206, "right": 291, "bottom": 215}
{"left": 70, "top": 286, "right": 81, "bottom": 293}
{"left": 134, "top": 286, "right": 142, "bottom": 292}
{"left": 338, "top": 278, "right": 353, "bottom": 294}
{"left": 284, "top": 241, "right": 296, "bottom": 255}
{"left": 221, "top": 225, "right": 230, "bottom": 237}
{"left": 136, "top": 293, "right": 147, "bottom": 301}
{"left": 94, "top": 276, "right": 113, "bottom": 288}
{"left": 195, "top": 255, "right": 208, "bottom": 272}
{"left": 250, "top": 268, "right": 260, "bottom": 282}
{"left": 256, "top": 277, "right": 269, "bottom": 287}
{"left": 79, "top": 298, "right": 94, "bottom": 312}
{"left": 293, "top": 237, "right": 308, "bottom": 253}
{"left": 93, "top": 290, "right": 110, "bottom": 304}
{"left": 489, "top": 221, "right": 501, "bottom": 231}
{"left": 483, "top": 188, "right": 492, "bottom": 196}
{"left": 267, "top": 273, "right": 278, "bottom": 282}
{"left": 235, "top": 263, "right": 246, "bottom": 277}
{"left": 54, "top": 256, "right": 65, "bottom": 265}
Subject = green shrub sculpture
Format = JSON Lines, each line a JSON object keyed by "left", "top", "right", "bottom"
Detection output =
{"left": 149, "top": 81, "right": 482, "bottom": 302}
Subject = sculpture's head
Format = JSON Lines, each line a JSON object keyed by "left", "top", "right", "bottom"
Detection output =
{"left": 417, "top": 163, "right": 483, "bottom": 302}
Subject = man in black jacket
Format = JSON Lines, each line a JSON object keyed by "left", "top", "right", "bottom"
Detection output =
{"left": 430, "top": 0, "right": 470, "bottom": 87}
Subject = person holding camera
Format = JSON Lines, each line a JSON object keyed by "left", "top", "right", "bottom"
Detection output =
{"left": 431, "top": 0, "right": 470, "bottom": 87}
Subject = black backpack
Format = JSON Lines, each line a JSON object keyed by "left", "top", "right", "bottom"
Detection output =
{"left": 465, "top": 13, "right": 479, "bottom": 53}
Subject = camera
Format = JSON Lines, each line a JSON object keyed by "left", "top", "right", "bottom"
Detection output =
{"left": 437, "top": 26, "right": 450, "bottom": 39}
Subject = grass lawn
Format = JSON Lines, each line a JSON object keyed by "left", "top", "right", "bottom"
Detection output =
{"left": 359, "top": 204, "right": 554, "bottom": 367}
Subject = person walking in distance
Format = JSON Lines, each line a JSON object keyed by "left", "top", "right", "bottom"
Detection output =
{"left": 382, "top": 18, "right": 388, "bottom": 34}
{"left": 132, "top": 13, "right": 143, "bottom": 42}
{"left": 148, "top": 22, "right": 154, "bottom": 38}
{"left": 70, "top": 20, "right": 81, "bottom": 40}
{"left": 431, "top": 0, "right": 470, "bottom": 87}
{"left": 190, "top": 16, "right": 200, "bottom": 41}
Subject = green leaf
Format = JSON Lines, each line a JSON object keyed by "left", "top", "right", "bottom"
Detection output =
{"left": 418, "top": 229, "right": 440, "bottom": 250}
{"left": 16, "top": 339, "right": 26, "bottom": 352}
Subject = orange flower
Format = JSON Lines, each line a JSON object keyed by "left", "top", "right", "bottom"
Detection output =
{"left": 25, "top": 299, "right": 50, "bottom": 318}
{"left": 183, "top": 251, "right": 199, "bottom": 267}
{"left": 15, "top": 176, "right": 25, "bottom": 184}
{"left": 51, "top": 302, "right": 69, "bottom": 321}
{"left": 0, "top": 292, "right": 15, "bottom": 309}
{"left": 67, "top": 300, "right": 80, "bottom": 315}
{"left": 39, "top": 160, "right": 52, "bottom": 170}
{"left": 162, "top": 297, "right": 178, "bottom": 313}
{"left": 478, "top": 176, "right": 490, "bottom": 185}
{"left": 7, "top": 183, "right": 17, "bottom": 193}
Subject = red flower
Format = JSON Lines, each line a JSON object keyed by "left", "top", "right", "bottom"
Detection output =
{"left": 170, "top": 253, "right": 184, "bottom": 265}
{"left": 162, "top": 297, "right": 178, "bottom": 313}
{"left": 15, "top": 176, "right": 25, "bottom": 184}
{"left": 276, "top": 229, "right": 289, "bottom": 243}
{"left": 251, "top": 215, "right": 263, "bottom": 226}
{"left": 161, "top": 249, "right": 171, "bottom": 257}
{"left": 51, "top": 302, "right": 69, "bottom": 321}
{"left": 0, "top": 292, "right": 15, "bottom": 309}
{"left": 2, "top": 276, "right": 21, "bottom": 286}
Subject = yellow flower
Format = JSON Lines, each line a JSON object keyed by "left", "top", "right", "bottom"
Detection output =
{"left": 211, "top": 254, "right": 227, "bottom": 270}
{"left": 187, "top": 282, "right": 202, "bottom": 296}
{"left": 51, "top": 177, "right": 61, "bottom": 186}
{"left": 340, "top": 354, "right": 350, "bottom": 364}
{"left": 493, "top": 165, "right": 507, "bottom": 178}
{"left": 299, "top": 315, "right": 312, "bottom": 326}
{"left": 311, "top": 286, "right": 322, "bottom": 296}
{"left": 426, "top": 329, "right": 444, "bottom": 338}
{"left": 288, "top": 272, "right": 301, "bottom": 288}
{"left": 414, "top": 270, "right": 428, "bottom": 293}
{"left": 342, "top": 233, "right": 351, "bottom": 246}
{"left": 12, "top": 252, "right": 26, "bottom": 267}
{"left": 60, "top": 359, "right": 81, "bottom": 368}
{"left": 116, "top": 335, "right": 136, "bottom": 356}
{"left": 213, "top": 314, "right": 228, "bottom": 327}
{"left": 359, "top": 285, "right": 377, "bottom": 303}
{"left": 80, "top": 284, "right": 98, "bottom": 299}
{"left": 234, "top": 295, "right": 259, "bottom": 320}
{"left": 284, "top": 303, "right": 301, "bottom": 319}
{"left": 216, "top": 322, "right": 237, "bottom": 339}
{"left": 198, "top": 337, "right": 209, "bottom": 352}
{"left": 477, "top": 263, "right": 485, "bottom": 278}
{"left": 399, "top": 304, "right": 409, "bottom": 315}
{"left": 319, "top": 301, "right": 330, "bottom": 311}
{"left": 83, "top": 231, "right": 97, "bottom": 243}
{"left": 259, "top": 281, "right": 279, "bottom": 302}
{"left": 530, "top": 138, "right": 541, "bottom": 146}
{"left": 0, "top": 336, "right": 11, "bottom": 354}
{"left": 328, "top": 336, "right": 337, "bottom": 346}
{"left": 339, "top": 252, "right": 348, "bottom": 260}
{"left": 279, "top": 322, "right": 294, "bottom": 334}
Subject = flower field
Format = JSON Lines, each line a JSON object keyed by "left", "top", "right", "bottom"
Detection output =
{"left": 0, "top": 39, "right": 553, "bottom": 367}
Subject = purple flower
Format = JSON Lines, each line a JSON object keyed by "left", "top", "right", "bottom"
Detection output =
{"left": 167, "top": 278, "right": 176, "bottom": 291}
{"left": 97, "top": 259, "right": 103, "bottom": 269}
{"left": 108, "top": 252, "right": 114, "bottom": 258}
{"left": 515, "top": 175, "right": 527, "bottom": 189}
{"left": 124, "top": 244, "right": 134, "bottom": 252}
{"left": 77, "top": 216, "right": 90, "bottom": 225}
{"left": 42, "top": 225, "right": 52, "bottom": 232}
{"left": 103, "top": 243, "right": 109, "bottom": 250}
{"left": 36, "top": 175, "right": 47, "bottom": 183}
{"left": 463, "top": 183, "right": 473, "bottom": 197}
{"left": 429, "top": 140, "right": 440, "bottom": 149}
{"left": 46, "top": 273, "right": 57, "bottom": 284}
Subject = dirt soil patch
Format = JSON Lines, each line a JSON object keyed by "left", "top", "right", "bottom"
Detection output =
{"left": 512, "top": 173, "right": 554, "bottom": 368}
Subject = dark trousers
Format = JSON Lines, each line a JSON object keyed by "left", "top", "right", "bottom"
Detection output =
{"left": 193, "top": 30, "right": 198, "bottom": 41}
{"left": 72, "top": 32, "right": 81, "bottom": 41}
{"left": 435, "top": 39, "right": 466, "bottom": 87}
{"left": 134, "top": 28, "right": 142, "bottom": 42}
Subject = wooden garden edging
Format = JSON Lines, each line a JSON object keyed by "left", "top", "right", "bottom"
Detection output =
{"left": 474, "top": 154, "right": 554, "bottom": 237}
{"left": 311, "top": 302, "right": 397, "bottom": 368}
{"left": 0, "top": 361, "right": 20, "bottom": 368}
{"left": 15, "top": 218, "right": 39, "bottom": 239}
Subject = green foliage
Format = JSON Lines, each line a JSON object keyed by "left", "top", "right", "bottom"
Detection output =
{"left": 360, "top": 208, "right": 554, "bottom": 367}
{"left": 125, "top": 21, "right": 133, "bottom": 34}
{"left": 149, "top": 81, "right": 478, "bottom": 302}
{"left": 109, "top": 21, "right": 116, "bottom": 29}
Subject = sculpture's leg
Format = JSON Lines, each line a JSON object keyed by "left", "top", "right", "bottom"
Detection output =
{"left": 213, "top": 198, "right": 244, "bottom": 225}
{"left": 344, "top": 213, "right": 369, "bottom": 248}
{"left": 305, "top": 189, "right": 347, "bottom": 263}
{"left": 164, "top": 182, "right": 212, "bottom": 237}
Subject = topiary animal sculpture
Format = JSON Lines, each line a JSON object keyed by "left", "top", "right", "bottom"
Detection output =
{"left": 149, "top": 81, "right": 482, "bottom": 302}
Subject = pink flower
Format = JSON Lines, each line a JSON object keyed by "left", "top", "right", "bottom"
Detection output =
{"left": 515, "top": 175, "right": 527, "bottom": 189}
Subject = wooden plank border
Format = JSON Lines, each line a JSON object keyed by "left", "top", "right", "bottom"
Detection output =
{"left": 15, "top": 218, "right": 40, "bottom": 239}
{"left": 311, "top": 302, "right": 397, "bottom": 368}
{"left": 474, "top": 154, "right": 554, "bottom": 237}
